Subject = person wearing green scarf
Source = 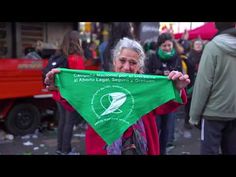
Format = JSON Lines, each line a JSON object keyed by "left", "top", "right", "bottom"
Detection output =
{"left": 145, "top": 32, "right": 183, "bottom": 154}
{"left": 157, "top": 47, "right": 176, "bottom": 61}
{"left": 45, "top": 37, "right": 190, "bottom": 155}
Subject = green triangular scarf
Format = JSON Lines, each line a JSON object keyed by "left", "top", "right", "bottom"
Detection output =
{"left": 55, "top": 68, "right": 182, "bottom": 145}
{"left": 157, "top": 48, "right": 176, "bottom": 61}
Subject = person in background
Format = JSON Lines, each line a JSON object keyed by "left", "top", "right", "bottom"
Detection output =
{"left": 178, "top": 30, "right": 191, "bottom": 56}
{"left": 190, "top": 22, "right": 236, "bottom": 155}
{"left": 184, "top": 39, "right": 203, "bottom": 129}
{"left": 98, "top": 31, "right": 109, "bottom": 70}
{"left": 145, "top": 32, "right": 183, "bottom": 154}
{"left": 102, "top": 22, "right": 135, "bottom": 71}
{"left": 24, "top": 41, "right": 43, "bottom": 59}
{"left": 188, "top": 39, "right": 204, "bottom": 75}
{"left": 45, "top": 31, "right": 85, "bottom": 155}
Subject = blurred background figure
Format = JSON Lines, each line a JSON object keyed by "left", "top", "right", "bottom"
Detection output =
{"left": 188, "top": 38, "right": 204, "bottom": 73}
{"left": 98, "top": 30, "right": 109, "bottom": 70}
{"left": 178, "top": 30, "right": 191, "bottom": 56}
{"left": 24, "top": 41, "right": 43, "bottom": 59}
{"left": 145, "top": 32, "right": 183, "bottom": 154}
{"left": 45, "top": 30, "right": 85, "bottom": 155}
{"left": 183, "top": 38, "right": 204, "bottom": 129}
{"left": 102, "top": 22, "right": 135, "bottom": 71}
{"left": 144, "top": 41, "right": 157, "bottom": 54}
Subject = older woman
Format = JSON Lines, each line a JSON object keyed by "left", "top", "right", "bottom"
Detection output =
{"left": 45, "top": 37, "right": 190, "bottom": 155}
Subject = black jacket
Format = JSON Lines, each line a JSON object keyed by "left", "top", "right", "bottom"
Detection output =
{"left": 188, "top": 50, "right": 202, "bottom": 73}
{"left": 145, "top": 50, "right": 182, "bottom": 75}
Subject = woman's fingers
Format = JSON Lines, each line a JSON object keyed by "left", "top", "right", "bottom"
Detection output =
{"left": 168, "top": 71, "right": 182, "bottom": 80}
{"left": 179, "top": 74, "right": 189, "bottom": 81}
{"left": 44, "top": 68, "right": 60, "bottom": 85}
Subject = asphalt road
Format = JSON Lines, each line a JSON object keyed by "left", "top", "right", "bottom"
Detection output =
{"left": 0, "top": 106, "right": 200, "bottom": 155}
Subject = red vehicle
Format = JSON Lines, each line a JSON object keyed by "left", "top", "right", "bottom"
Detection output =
{"left": 0, "top": 22, "right": 76, "bottom": 135}
{"left": 0, "top": 22, "right": 101, "bottom": 135}
{"left": 0, "top": 58, "right": 101, "bottom": 136}
{"left": 0, "top": 59, "right": 57, "bottom": 135}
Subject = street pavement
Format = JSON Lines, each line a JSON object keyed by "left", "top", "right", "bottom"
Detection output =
{"left": 167, "top": 106, "right": 201, "bottom": 155}
{"left": 0, "top": 123, "right": 86, "bottom": 155}
{"left": 0, "top": 105, "right": 200, "bottom": 155}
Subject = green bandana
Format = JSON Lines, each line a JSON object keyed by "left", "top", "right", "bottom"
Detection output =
{"left": 157, "top": 48, "right": 176, "bottom": 61}
{"left": 55, "top": 68, "right": 182, "bottom": 145}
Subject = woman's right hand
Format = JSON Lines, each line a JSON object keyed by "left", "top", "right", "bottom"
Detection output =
{"left": 44, "top": 68, "right": 61, "bottom": 91}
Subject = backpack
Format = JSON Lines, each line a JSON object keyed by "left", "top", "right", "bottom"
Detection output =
{"left": 42, "top": 54, "right": 68, "bottom": 82}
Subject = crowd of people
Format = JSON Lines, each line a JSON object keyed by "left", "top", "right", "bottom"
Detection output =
{"left": 43, "top": 22, "right": 236, "bottom": 155}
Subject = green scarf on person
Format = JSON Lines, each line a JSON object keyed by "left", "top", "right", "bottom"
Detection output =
{"left": 157, "top": 48, "right": 176, "bottom": 61}
{"left": 55, "top": 68, "right": 182, "bottom": 145}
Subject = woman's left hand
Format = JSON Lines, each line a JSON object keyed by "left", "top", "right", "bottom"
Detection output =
{"left": 168, "top": 71, "right": 190, "bottom": 90}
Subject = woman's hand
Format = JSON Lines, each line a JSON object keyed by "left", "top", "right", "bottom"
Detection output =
{"left": 44, "top": 68, "right": 61, "bottom": 91}
{"left": 168, "top": 71, "right": 190, "bottom": 90}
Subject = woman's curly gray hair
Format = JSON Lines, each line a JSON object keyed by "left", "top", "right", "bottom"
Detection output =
{"left": 112, "top": 37, "right": 146, "bottom": 69}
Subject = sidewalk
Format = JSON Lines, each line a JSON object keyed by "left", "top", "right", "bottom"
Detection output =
{"left": 167, "top": 105, "right": 201, "bottom": 155}
{"left": 0, "top": 106, "right": 200, "bottom": 155}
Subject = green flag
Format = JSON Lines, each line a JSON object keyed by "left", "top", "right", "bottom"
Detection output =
{"left": 55, "top": 68, "right": 182, "bottom": 145}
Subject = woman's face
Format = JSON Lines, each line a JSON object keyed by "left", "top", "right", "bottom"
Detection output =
{"left": 193, "top": 40, "right": 203, "bottom": 52}
{"left": 160, "top": 40, "right": 173, "bottom": 53}
{"left": 113, "top": 48, "right": 141, "bottom": 74}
